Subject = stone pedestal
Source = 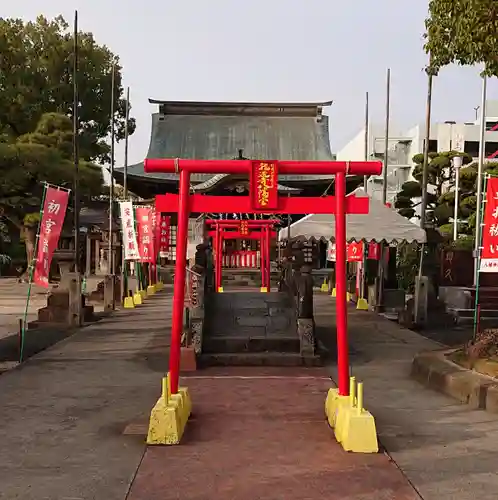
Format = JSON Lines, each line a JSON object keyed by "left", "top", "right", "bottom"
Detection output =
{"left": 297, "top": 318, "right": 315, "bottom": 356}
{"left": 414, "top": 276, "right": 429, "bottom": 326}
{"left": 104, "top": 275, "right": 116, "bottom": 312}
{"left": 67, "top": 272, "right": 82, "bottom": 327}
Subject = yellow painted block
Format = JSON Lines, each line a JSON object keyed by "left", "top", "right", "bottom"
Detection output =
{"left": 147, "top": 285, "right": 156, "bottom": 296}
{"left": 324, "top": 388, "right": 350, "bottom": 429}
{"left": 346, "top": 292, "right": 352, "bottom": 302}
{"left": 340, "top": 407, "right": 378, "bottom": 453}
{"left": 140, "top": 289, "right": 147, "bottom": 299}
{"left": 321, "top": 284, "right": 328, "bottom": 292}
{"left": 260, "top": 287, "right": 268, "bottom": 293}
{"left": 156, "top": 281, "right": 164, "bottom": 290}
{"left": 333, "top": 377, "right": 356, "bottom": 442}
{"left": 217, "top": 287, "right": 224, "bottom": 293}
{"left": 331, "top": 288, "right": 336, "bottom": 297}
{"left": 146, "top": 377, "right": 192, "bottom": 445}
{"left": 123, "top": 296, "right": 135, "bottom": 309}
{"left": 133, "top": 292, "right": 143, "bottom": 306}
{"left": 356, "top": 298, "right": 369, "bottom": 310}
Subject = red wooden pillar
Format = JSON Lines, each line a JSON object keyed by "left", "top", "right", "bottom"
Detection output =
{"left": 335, "top": 171, "right": 349, "bottom": 396}
{"left": 265, "top": 225, "right": 271, "bottom": 290}
{"left": 259, "top": 231, "right": 265, "bottom": 288}
{"left": 218, "top": 229, "right": 224, "bottom": 290}
{"left": 169, "top": 169, "right": 190, "bottom": 395}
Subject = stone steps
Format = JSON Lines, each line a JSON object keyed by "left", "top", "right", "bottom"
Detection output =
{"left": 203, "top": 335, "right": 300, "bottom": 354}
{"left": 198, "top": 352, "right": 321, "bottom": 367}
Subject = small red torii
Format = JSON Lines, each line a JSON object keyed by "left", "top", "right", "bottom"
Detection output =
{"left": 145, "top": 158, "right": 382, "bottom": 399}
{"left": 206, "top": 218, "right": 279, "bottom": 292}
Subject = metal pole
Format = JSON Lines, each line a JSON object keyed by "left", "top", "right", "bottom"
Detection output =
{"left": 420, "top": 73, "right": 433, "bottom": 228}
{"left": 453, "top": 156, "right": 462, "bottom": 240}
{"left": 382, "top": 69, "right": 390, "bottom": 205}
{"left": 169, "top": 169, "right": 191, "bottom": 395}
{"left": 335, "top": 170, "right": 349, "bottom": 396}
{"left": 109, "top": 63, "right": 116, "bottom": 275}
{"left": 123, "top": 86, "right": 130, "bottom": 199}
{"left": 73, "top": 10, "right": 80, "bottom": 274}
{"left": 474, "top": 76, "right": 487, "bottom": 286}
{"left": 363, "top": 91, "right": 369, "bottom": 191}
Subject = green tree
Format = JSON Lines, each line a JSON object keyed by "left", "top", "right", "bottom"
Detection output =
{"left": 0, "top": 15, "right": 135, "bottom": 161}
{"left": 0, "top": 113, "right": 104, "bottom": 273}
{"left": 395, "top": 151, "right": 498, "bottom": 246}
{"left": 425, "top": 0, "right": 498, "bottom": 75}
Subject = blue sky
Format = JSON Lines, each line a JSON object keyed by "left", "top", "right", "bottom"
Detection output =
{"left": 4, "top": 0, "right": 496, "bottom": 167}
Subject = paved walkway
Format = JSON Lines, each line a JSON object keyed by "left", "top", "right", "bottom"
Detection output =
{"left": 0, "top": 292, "right": 171, "bottom": 500}
{"left": 0, "top": 289, "right": 420, "bottom": 500}
{"left": 316, "top": 294, "right": 498, "bottom": 500}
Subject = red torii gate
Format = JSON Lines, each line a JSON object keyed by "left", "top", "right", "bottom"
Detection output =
{"left": 206, "top": 219, "right": 278, "bottom": 292}
{"left": 146, "top": 158, "right": 382, "bottom": 401}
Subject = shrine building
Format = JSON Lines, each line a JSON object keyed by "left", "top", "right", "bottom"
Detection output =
{"left": 113, "top": 100, "right": 362, "bottom": 268}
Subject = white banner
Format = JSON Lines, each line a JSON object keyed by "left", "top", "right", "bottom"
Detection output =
{"left": 327, "top": 241, "right": 336, "bottom": 262}
{"left": 119, "top": 201, "right": 140, "bottom": 260}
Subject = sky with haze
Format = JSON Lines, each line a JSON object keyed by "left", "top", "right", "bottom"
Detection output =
{"left": 4, "top": 0, "right": 497, "bottom": 168}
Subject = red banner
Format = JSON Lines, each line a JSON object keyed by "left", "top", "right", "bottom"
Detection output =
{"left": 158, "top": 215, "right": 170, "bottom": 257}
{"left": 367, "top": 242, "right": 380, "bottom": 260}
{"left": 480, "top": 178, "right": 498, "bottom": 272}
{"left": 135, "top": 206, "right": 154, "bottom": 263}
{"left": 33, "top": 186, "right": 69, "bottom": 287}
{"left": 347, "top": 242, "right": 364, "bottom": 262}
{"left": 251, "top": 161, "right": 278, "bottom": 210}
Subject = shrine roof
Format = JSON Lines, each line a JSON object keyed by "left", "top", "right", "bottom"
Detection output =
{"left": 114, "top": 99, "right": 336, "bottom": 185}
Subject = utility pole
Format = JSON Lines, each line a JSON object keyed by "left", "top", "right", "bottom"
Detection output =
{"left": 73, "top": 10, "right": 80, "bottom": 273}
{"left": 363, "top": 91, "right": 369, "bottom": 191}
{"left": 123, "top": 86, "right": 130, "bottom": 199}
{"left": 109, "top": 63, "right": 116, "bottom": 276}
{"left": 474, "top": 76, "right": 487, "bottom": 286}
{"left": 420, "top": 72, "right": 433, "bottom": 229}
{"left": 382, "top": 69, "right": 390, "bottom": 205}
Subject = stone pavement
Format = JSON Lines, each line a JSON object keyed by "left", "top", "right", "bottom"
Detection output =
{"left": 0, "top": 291, "right": 171, "bottom": 500}
{"left": 128, "top": 367, "right": 419, "bottom": 500}
{"left": 317, "top": 293, "right": 498, "bottom": 500}
{"left": 0, "top": 288, "right": 420, "bottom": 500}
{"left": 0, "top": 278, "right": 48, "bottom": 340}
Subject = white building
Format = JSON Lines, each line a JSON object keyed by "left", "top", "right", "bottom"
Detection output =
{"left": 336, "top": 100, "right": 498, "bottom": 204}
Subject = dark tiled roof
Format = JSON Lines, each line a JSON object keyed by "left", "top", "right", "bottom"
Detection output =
{"left": 115, "top": 111, "right": 335, "bottom": 183}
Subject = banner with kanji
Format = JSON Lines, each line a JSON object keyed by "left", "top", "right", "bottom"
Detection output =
{"left": 135, "top": 206, "right": 155, "bottom": 263}
{"left": 480, "top": 177, "right": 498, "bottom": 272}
{"left": 347, "top": 242, "right": 363, "bottom": 262}
{"left": 240, "top": 220, "right": 249, "bottom": 236}
{"left": 327, "top": 241, "right": 336, "bottom": 261}
{"left": 251, "top": 161, "right": 278, "bottom": 210}
{"left": 33, "top": 186, "right": 69, "bottom": 287}
{"left": 157, "top": 214, "right": 170, "bottom": 257}
{"left": 119, "top": 201, "right": 140, "bottom": 260}
{"left": 367, "top": 242, "right": 380, "bottom": 260}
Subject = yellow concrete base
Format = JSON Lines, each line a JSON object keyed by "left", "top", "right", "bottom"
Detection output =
{"left": 123, "top": 296, "right": 135, "bottom": 309}
{"left": 324, "top": 388, "right": 350, "bottom": 429}
{"left": 156, "top": 281, "right": 164, "bottom": 291}
{"left": 321, "top": 283, "right": 328, "bottom": 292}
{"left": 140, "top": 289, "right": 147, "bottom": 300}
{"left": 346, "top": 292, "right": 352, "bottom": 302}
{"left": 147, "top": 374, "right": 192, "bottom": 445}
{"left": 217, "top": 287, "right": 224, "bottom": 293}
{"left": 331, "top": 288, "right": 336, "bottom": 297}
{"left": 339, "top": 406, "right": 379, "bottom": 453}
{"left": 147, "top": 284, "right": 156, "bottom": 296}
{"left": 133, "top": 292, "right": 143, "bottom": 306}
{"left": 260, "top": 287, "right": 268, "bottom": 293}
{"left": 326, "top": 379, "right": 379, "bottom": 454}
{"left": 356, "top": 298, "right": 369, "bottom": 310}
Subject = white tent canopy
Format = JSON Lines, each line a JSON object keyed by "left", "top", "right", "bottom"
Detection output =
{"left": 278, "top": 188, "right": 426, "bottom": 243}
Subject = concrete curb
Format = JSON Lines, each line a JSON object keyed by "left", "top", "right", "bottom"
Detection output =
{"left": 411, "top": 349, "right": 498, "bottom": 413}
